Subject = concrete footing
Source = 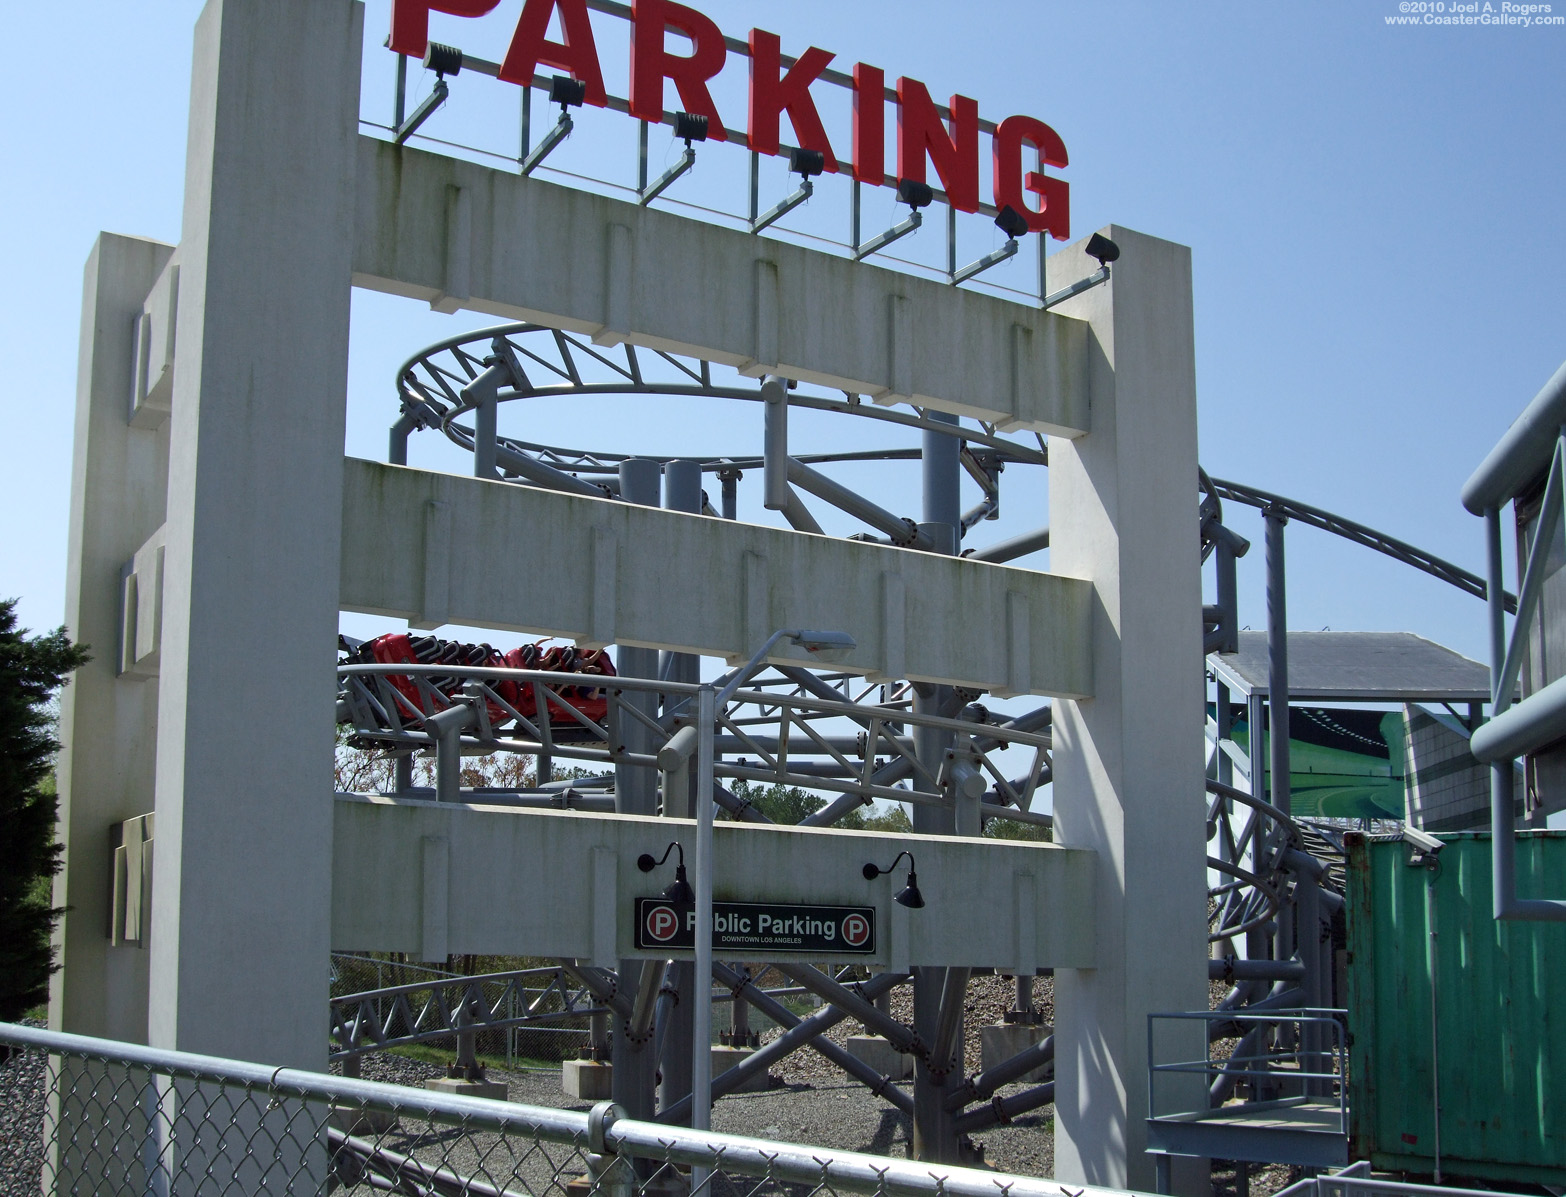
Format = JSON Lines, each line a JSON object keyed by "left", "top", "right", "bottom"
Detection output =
{"left": 562, "top": 1059, "right": 615, "bottom": 1100}
{"left": 847, "top": 1035, "right": 915, "bottom": 1080}
{"left": 980, "top": 1023, "right": 1054, "bottom": 1084}
{"left": 329, "top": 1106, "right": 400, "bottom": 1135}
{"left": 710, "top": 1045, "right": 771, "bottom": 1092}
{"left": 568, "top": 1170, "right": 688, "bottom": 1197}
{"left": 425, "top": 1076, "right": 509, "bottom": 1101}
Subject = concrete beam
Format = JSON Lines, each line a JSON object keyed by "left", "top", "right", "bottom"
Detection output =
{"left": 350, "top": 138, "right": 1089, "bottom": 436}
{"left": 339, "top": 457, "right": 1092, "bottom": 698}
{"left": 332, "top": 796, "right": 1095, "bottom": 971}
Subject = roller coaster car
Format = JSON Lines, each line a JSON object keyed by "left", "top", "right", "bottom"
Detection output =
{"left": 346, "top": 632, "right": 615, "bottom": 732}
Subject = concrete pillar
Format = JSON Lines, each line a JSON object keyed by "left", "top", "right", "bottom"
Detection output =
{"left": 51, "top": 233, "right": 174, "bottom": 1044}
{"left": 46, "top": 233, "right": 176, "bottom": 1196}
{"left": 1047, "top": 227, "right": 1209, "bottom": 1193}
{"left": 145, "top": 0, "right": 361, "bottom": 1072}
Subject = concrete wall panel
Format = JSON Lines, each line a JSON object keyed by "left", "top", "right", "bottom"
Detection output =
{"left": 351, "top": 139, "right": 1090, "bottom": 437}
{"left": 332, "top": 796, "right": 1094, "bottom": 970}
{"left": 339, "top": 457, "right": 1093, "bottom": 697}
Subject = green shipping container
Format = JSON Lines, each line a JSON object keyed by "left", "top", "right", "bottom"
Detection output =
{"left": 1344, "top": 831, "right": 1566, "bottom": 1186}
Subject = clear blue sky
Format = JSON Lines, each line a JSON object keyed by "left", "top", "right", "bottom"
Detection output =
{"left": 4, "top": 0, "right": 1563, "bottom": 672}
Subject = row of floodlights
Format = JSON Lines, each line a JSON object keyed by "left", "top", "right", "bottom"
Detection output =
{"left": 397, "top": 44, "right": 1120, "bottom": 291}
{"left": 640, "top": 843, "right": 925, "bottom": 909}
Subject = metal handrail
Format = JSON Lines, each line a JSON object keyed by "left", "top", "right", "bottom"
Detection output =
{"left": 1148, "top": 1008, "right": 1348, "bottom": 1127}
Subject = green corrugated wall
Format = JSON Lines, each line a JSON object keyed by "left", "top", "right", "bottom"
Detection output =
{"left": 1345, "top": 831, "right": 1566, "bottom": 1185}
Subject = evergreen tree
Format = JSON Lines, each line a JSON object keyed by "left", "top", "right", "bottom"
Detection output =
{"left": 0, "top": 599, "right": 89, "bottom": 1020}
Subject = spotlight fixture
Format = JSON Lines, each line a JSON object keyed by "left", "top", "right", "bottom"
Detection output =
{"left": 638, "top": 841, "right": 695, "bottom": 904}
{"left": 896, "top": 179, "right": 934, "bottom": 210}
{"left": 862, "top": 851, "right": 925, "bottom": 910}
{"left": 789, "top": 147, "right": 826, "bottom": 178}
{"left": 423, "top": 42, "right": 464, "bottom": 77}
{"left": 522, "top": 78, "right": 584, "bottom": 176}
{"left": 549, "top": 74, "right": 587, "bottom": 110}
{"left": 396, "top": 43, "right": 463, "bottom": 145}
{"left": 1085, "top": 233, "right": 1121, "bottom": 267}
{"left": 994, "top": 204, "right": 1030, "bottom": 240}
{"left": 951, "top": 204, "right": 1031, "bottom": 285}
{"left": 1042, "top": 232, "right": 1123, "bottom": 309}
{"left": 641, "top": 114, "right": 708, "bottom": 205}
{"left": 674, "top": 111, "right": 709, "bottom": 145}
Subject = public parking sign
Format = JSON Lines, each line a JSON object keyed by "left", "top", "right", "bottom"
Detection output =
{"left": 634, "top": 899, "right": 875, "bottom": 955}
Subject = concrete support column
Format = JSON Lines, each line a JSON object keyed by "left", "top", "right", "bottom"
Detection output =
{"left": 1047, "top": 227, "right": 1209, "bottom": 1194}
{"left": 145, "top": 0, "right": 361, "bottom": 1074}
{"left": 51, "top": 234, "right": 174, "bottom": 1044}
{"left": 47, "top": 233, "right": 175, "bottom": 1196}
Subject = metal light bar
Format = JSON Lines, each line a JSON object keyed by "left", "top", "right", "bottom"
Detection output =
{"left": 639, "top": 145, "right": 696, "bottom": 205}
{"left": 950, "top": 238, "right": 1018, "bottom": 286}
{"left": 751, "top": 178, "right": 813, "bottom": 234}
{"left": 520, "top": 112, "right": 573, "bottom": 176}
{"left": 393, "top": 77, "right": 449, "bottom": 145}
{"left": 851, "top": 209, "right": 922, "bottom": 261}
{"left": 1040, "top": 264, "right": 1110, "bottom": 309}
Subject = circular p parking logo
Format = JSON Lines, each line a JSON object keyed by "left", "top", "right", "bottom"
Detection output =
{"left": 645, "top": 903, "right": 680, "bottom": 943}
{"left": 841, "top": 912, "right": 871, "bottom": 948}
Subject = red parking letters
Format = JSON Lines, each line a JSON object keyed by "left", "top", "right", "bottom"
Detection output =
{"left": 992, "top": 114, "right": 1070, "bottom": 240}
{"left": 389, "top": 0, "right": 501, "bottom": 58}
{"left": 895, "top": 78, "right": 979, "bottom": 213}
{"left": 630, "top": 0, "right": 729, "bottom": 140}
{"left": 852, "top": 63, "right": 885, "bottom": 185}
{"left": 499, "top": 0, "right": 608, "bottom": 105}
{"left": 747, "top": 30, "right": 838, "bottom": 172}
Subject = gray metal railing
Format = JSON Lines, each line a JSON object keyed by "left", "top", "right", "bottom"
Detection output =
{"left": 1148, "top": 1008, "right": 1348, "bottom": 1122}
{"left": 0, "top": 1020, "right": 1138, "bottom": 1197}
{"left": 1276, "top": 1167, "right": 1539, "bottom": 1197}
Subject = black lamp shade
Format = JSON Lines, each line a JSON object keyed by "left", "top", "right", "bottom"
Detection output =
{"left": 897, "top": 179, "right": 934, "bottom": 209}
{"left": 994, "top": 204, "right": 1030, "bottom": 240}
{"left": 424, "top": 42, "right": 463, "bottom": 76}
{"left": 1085, "top": 232, "right": 1121, "bottom": 266}
{"left": 663, "top": 865, "right": 695, "bottom": 905}
{"left": 790, "top": 147, "right": 826, "bottom": 177}
{"left": 894, "top": 869, "right": 925, "bottom": 909}
{"left": 674, "top": 112, "right": 709, "bottom": 143}
{"left": 550, "top": 75, "right": 587, "bottom": 108}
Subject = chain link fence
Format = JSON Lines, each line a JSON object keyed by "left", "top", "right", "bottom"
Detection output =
{"left": 0, "top": 1021, "right": 1109, "bottom": 1197}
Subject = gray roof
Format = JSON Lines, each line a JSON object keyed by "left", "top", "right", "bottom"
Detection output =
{"left": 1207, "top": 631, "right": 1493, "bottom": 703}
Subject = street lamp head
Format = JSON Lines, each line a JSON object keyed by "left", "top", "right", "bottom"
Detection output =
{"left": 787, "top": 629, "right": 856, "bottom": 663}
{"left": 638, "top": 841, "right": 694, "bottom": 903}
{"left": 863, "top": 852, "right": 924, "bottom": 910}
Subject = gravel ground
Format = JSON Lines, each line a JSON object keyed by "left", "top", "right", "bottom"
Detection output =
{"left": 339, "top": 974, "right": 1056, "bottom": 1182}
{"left": 0, "top": 1022, "right": 47, "bottom": 1197}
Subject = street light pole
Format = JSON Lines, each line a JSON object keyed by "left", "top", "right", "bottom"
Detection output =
{"left": 690, "top": 683, "right": 717, "bottom": 1188}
